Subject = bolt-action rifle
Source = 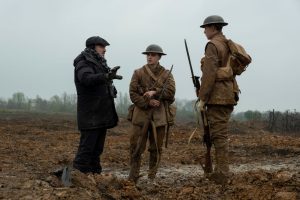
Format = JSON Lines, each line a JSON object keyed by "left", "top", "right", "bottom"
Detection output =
{"left": 184, "top": 39, "right": 212, "bottom": 174}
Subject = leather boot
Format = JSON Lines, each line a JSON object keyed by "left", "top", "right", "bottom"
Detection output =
{"left": 148, "top": 151, "right": 159, "bottom": 180}
{"left": 128, "top": 155, "right": 142, "bottom": 183}
{"left": 209, "top": 139, "right": 230, "bottom": 185}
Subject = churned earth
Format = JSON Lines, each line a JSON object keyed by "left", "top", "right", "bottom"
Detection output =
{"left": 0, "top": 111, "right": 299, "bottom": 200}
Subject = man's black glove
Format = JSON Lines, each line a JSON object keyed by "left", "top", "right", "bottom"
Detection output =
{"left": 106, "top": 66, "right": 123, "bottom": 80}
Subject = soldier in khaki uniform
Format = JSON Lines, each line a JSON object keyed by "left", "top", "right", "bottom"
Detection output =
{"left": 128, "top": 44, "right": 175, "bottom": 183}
{"left": 198, "top": 15, "right": 238, "bottom": 184}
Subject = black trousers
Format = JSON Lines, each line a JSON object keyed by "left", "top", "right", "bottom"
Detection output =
{"left": 73, "top": 128, "right": 107, "bottom": 173}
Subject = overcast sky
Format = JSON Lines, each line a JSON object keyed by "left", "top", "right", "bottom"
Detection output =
{"left": 0, "top": 0, "right": 299, "bottom": 112}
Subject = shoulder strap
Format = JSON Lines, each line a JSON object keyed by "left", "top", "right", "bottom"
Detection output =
{"left": 207, "top": 39, "right": 231, "bottom": 68}
{"left": 145, "top": 65, "right": 159, "bottom": 81}
{"left": 144, "top": 65, "right": 167, "bottom": 88}
{"left": 206, "top": 39, "right": 228, "bottom": 55}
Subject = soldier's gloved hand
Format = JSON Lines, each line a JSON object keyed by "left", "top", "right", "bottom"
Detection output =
{"left": 106, "top": 66, "right": 123, "bottom": 80}
{"left": 197, "top": 99, "right": 206, "bottom": 111}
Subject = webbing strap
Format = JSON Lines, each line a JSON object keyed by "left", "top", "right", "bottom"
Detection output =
{"left": 145, "top": 65, "right": 167, "bottom": 88}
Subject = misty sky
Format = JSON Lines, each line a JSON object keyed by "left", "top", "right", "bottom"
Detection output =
{"left": 0, "top": 0, "right": 299, "bottom": 112}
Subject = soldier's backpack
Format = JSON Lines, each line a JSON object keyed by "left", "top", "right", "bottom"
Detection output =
{"left": 226, "top": 39, "right": 252, "bottom": 75}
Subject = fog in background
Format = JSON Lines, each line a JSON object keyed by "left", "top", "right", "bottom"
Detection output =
{"left": 0, "top": 0, "right": 299, "bottom": 112}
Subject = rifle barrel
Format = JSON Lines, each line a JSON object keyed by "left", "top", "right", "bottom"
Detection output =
{"left": 184, "top": 39, "right": 197, "bottom": 87}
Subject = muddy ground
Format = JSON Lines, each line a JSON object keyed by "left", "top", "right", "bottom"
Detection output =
{"left": 0, "top": 111, "right": 299, "bottom": 200}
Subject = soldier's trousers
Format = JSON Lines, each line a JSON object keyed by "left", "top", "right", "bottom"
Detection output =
{"left": 128, "top": 124, "right": 166, "bottom": 182}
{"left": 73, "top": 128, "right": 107, "bottom": 174}
{"left": 206, "top": 105, "right": 233, "bottom": 175}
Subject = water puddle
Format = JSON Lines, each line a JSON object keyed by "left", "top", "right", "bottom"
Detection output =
{"left": 107, "top": 156, "right": 300, "bottom": 180}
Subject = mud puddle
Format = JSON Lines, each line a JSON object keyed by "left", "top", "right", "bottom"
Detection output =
{"left": 108, "top": 155, "right": 300, "bottom": 181}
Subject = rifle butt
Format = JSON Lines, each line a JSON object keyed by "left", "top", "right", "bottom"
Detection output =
{"left": 205, "top": 146, "right": 213, "bottom": 173}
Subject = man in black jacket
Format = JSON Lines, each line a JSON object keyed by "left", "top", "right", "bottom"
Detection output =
{"left": 73, "top": 36, "right": 122, "bottom": 174}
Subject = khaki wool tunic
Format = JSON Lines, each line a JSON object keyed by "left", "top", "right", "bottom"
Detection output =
{"left": 199, "top": 32, "right": 238, "bottom": 105}
{"left": 129, "top": 64, "right": 175, "bottom": 127}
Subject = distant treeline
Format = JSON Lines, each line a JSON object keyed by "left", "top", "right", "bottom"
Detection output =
{"left": 0, "top": 92, "right": 299, "bottom": 131}
{"left": 0, "top": 92, "right": 76, "bottom": 113}
{"left": 0, "top": 92, "right": 199, "bottom": 121}
{"left": 267, "top": 109, "right": 300, "bottom": 133}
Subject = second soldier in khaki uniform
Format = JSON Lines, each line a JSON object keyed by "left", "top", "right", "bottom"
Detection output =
{"left": 128, "top": 44, "right": 176, "bottom": 183}
{"left": 198, "top": 15, "right": 239, "bottom": 184}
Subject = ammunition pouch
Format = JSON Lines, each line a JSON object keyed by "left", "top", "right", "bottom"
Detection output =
{"left": 215, "top": 63, "right": 233, "bottom": 81}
